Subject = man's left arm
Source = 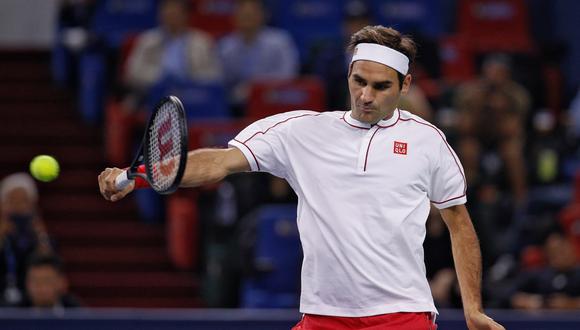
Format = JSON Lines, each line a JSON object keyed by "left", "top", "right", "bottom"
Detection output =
{"left": 439, "top": 204, "right": 505, "bottom": 330}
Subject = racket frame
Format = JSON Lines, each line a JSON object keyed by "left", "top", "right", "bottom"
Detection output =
{"left": 143, "top": 95, "right": 188, "bottom": 194}
{"left": 119, "top": 95, "right": 188, "bottom": 194}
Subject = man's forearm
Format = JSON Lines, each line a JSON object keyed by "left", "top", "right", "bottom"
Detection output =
{"left": 441, "top": 205, "right": 484, "bottom": 316}
{"left": 449, "top": 214, "right": 483, "bottom": 315}
{"left": 180, "top": 148, "right": 249, "bottom": 187}
{"left": 179, "top": 149, "right": 231, "bottom": 187}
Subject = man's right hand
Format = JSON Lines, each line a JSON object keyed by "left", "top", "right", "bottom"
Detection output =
{"left": 98, "top": 167, "right": 135, "bottom": 202}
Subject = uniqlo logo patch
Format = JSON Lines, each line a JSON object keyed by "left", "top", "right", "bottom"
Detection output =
{"left": 393, "top": 141, "right": 407, "bottom": 155}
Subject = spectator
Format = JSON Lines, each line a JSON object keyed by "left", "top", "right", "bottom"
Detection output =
{"left": 20, "top": 254, "right": 80, "bottom": 310}
{"left": 455, "top": 54, "right": 530, "bottom": 204}
{"left": 124, "top": 0, "right": 222, "bottom": 111}
{"left": 569, "top": 87, "right": 580, "bottom": 139}
{"left": 509, "top": 231, "right": 580, "bottom": 310}
{"left": 218, "top": 0, "right": 299, "bottom": 116}
{"left": 52, "top": 0, "right": 98, "bottom": 87}
{"left": 311, "top": 0, "right": 373, "bottom": 110}
{"left": 202, "top": 174, "right": 297, "bottom": 307}
{"left": 526, "top": 111, "right": 570, "bottom": 188}
{"left": 454, "top": 54, "right": 531, "bottom": 264}
{"left": 397, "top": 84, "right": 434, "bottom": 122}
{"left": 0, "top": 173, "right": 52, "bottom": 306}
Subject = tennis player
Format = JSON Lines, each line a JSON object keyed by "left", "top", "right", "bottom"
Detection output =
{"left": 99, "top": 25, "right": 504, "bottom": 330}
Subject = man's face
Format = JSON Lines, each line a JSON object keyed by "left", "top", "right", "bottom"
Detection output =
{"left": 1, "top": 187, "right": 34, "bottom": 216}
{"left": 26, "top": 266, "right": 65, "bottom": 308}
{"left": 483, "top": 62, "right": 510, "bottom": 85}
{"left": 545, "top": 234, "right": 576, "bottom": 271}
{"left": 160, "top": 1, "right": 189, "bottom": 35}
{"left": 348, "top": 60, "right": 410, "bottom": 124}
{"left": 234, "top": 1, "right": 265, "bottom": 34}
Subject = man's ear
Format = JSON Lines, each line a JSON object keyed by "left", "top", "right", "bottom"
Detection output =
{"left": 401, "top": 74, "right": 412, "bottom": 95}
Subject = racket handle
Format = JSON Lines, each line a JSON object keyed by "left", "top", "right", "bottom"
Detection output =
{"left": 114, "top": 171, "right": 133, "bottom": 190}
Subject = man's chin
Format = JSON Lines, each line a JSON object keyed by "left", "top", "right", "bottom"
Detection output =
{"left": 357, "top": 112, "right": 379, "bottom": 124}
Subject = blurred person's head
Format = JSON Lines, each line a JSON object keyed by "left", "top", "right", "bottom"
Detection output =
{"left": 343, "top": 0, "right": 372, "bottom": 38}
{"left": 544, "top": 232, "right": 577, "bottom": 272}
{"left": 26, "top": 254, "right": 67, "bottom": 308}
{"left": 346, "top": 26, "right": 416, "bottom": 124}
{"left": 234, "top": 0, "right": 266, "bottom": 39}
{"left": 481, "top": 53, "right": 512, "bottom": 86}
{"left": 159, "top": 0, "right": 191, "bottom": 36}
{"left": 0, "top": 173, "right": 38, "bottom": 235}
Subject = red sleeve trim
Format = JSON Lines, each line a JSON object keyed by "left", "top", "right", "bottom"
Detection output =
{"left": 239, "top": 113, "right": 321, "bottom": 171}
{"left": 341, "top": 112, "right": 370, "bottom": 129}
{"left": 233, "top": 139, "right": 261, "bottom": 171}
{"left": 363, "top": 128, "right": 381, "bottom": 172}
{"left": 363, "top": 110, "right": 401, "bottom": 171}
{"left": 431, "top": 194, "right": 466, "bottom": 205}
{"left": 242, "top": 113, "right": 321, "bottom": 144}
{"left": 399, "top": 118, "right": 467, "bottom": 203}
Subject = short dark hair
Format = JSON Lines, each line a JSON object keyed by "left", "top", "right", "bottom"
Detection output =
{"left": 27, "top": 254, "right": 64, "bottom": 274}
{"left": 347, "top": 25, "right": 417, "bottom": 88}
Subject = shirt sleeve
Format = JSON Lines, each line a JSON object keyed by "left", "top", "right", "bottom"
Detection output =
{"left": 228, "top": 111, "right": 309, "bottom": 178}
{"left": 429, "top": 133, "right": 467, "bottom": 209}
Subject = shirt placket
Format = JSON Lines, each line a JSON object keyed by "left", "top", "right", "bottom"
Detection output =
{"left": 356, "top": 126, "right": 380, "bottom": 173}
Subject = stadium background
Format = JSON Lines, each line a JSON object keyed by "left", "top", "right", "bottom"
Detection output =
{"left": 0, "top": 0, "right": 580, "bottom": 329}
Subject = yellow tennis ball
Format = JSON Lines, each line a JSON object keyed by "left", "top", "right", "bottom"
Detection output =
{"left": 29, "top": 155, "right": 60, "bottom": 182}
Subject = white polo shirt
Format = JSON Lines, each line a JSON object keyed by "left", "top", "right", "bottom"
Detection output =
{"left": 228, "top": 109, "right": 467, "bottom": 317}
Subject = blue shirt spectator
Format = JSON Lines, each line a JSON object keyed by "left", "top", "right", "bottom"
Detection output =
{"left": 160, "top": 35, "right": 192, "bottom": 81}
{"left": 124, "top": 0, "right": 222, "bottom": 110}
{"left": 218, "top": 0, "right": 299, "bottom": 114}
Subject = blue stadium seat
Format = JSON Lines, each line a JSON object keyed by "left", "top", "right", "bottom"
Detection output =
{"left": 270, "top": 0, "right": 344, "bottom": 61}
{"left": 241, "top": 204, "right": 302, "bottom": 308}
{"left": 146, "top": 78, "right": 230, "bottom": 121}
{"left": 368, "top": 0, "right": 443, "bottom": 37}
{"left": 90, "top": 0, "right": 158, "bottom": 49}
{"left": 135, "top": 189, "right": 165, "bottom": 224}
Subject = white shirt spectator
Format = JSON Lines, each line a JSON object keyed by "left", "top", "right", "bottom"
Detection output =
{"left": 219, "top": 27, "right": 299, "bottom": 103}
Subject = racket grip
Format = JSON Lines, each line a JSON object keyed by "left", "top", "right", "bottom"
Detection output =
{"left": 115, "top": 171, "right": 132, "bottom": 190}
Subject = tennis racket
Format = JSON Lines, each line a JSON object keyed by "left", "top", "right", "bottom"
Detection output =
{"left": 114, "top": 95, "right": 188, "bottom": 194}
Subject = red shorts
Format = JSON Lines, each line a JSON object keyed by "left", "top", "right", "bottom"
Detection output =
{"left": 292, "top": 312, "right": 437, "bottom": 330}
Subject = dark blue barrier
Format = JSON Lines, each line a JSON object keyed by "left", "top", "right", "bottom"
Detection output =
{"left": 1, "top": 308, "right": 580, "bottom": 330}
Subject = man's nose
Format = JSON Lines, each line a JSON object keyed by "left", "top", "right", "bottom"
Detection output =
{"left": 360, "top": 86, "right": 374, "bottom": 103}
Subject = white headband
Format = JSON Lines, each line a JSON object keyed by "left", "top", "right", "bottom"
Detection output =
{"left": 351, "top": 43, "right": 409, "bottom": 75}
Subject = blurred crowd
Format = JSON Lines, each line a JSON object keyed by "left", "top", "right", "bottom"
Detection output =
{"left": 0, "top": 173, "right": 79, "bottom": 310}
{"left": 4, "top": 0, "right": 578, "bottom": 311}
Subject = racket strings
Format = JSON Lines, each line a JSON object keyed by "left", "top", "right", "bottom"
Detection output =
{"left": 149, "top": 102, "right": 183, "bottom": 191}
